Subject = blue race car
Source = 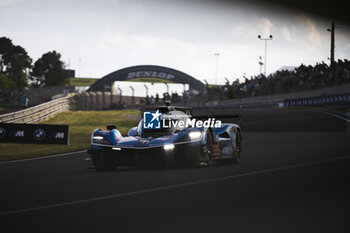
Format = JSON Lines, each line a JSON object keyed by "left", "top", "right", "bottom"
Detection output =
{"left": 88, "top": 104, "right": 242, "bottom": 171}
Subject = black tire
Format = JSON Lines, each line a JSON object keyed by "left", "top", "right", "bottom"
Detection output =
{"left": 164, "top": 150, "right": 175, "bottom": 169}
{"left": 204, "top": 130, "right": 213, "bottom": 166}
{"left": 232, "top": 132, "right": 242, "bottom": 163}
{"left": 91, "top": 150, "right": 118, "bottom": 171}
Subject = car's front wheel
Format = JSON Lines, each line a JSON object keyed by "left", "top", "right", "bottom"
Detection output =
{"left": 91, "top": 150, "right": 118, "bottom": 171}
{"left": 204, "top": 130, "right": 213, "bottom": 166}
{"left": 232, "top": 132, "right": 242, "bottom": 163}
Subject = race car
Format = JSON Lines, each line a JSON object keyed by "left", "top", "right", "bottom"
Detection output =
{"left": 88, "top": 104, "right": 242, "bottom": 171}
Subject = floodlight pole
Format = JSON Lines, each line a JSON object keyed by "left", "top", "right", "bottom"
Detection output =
{"left": 258, "top": 56, "right": 263, "bottom": 75}
{"left": 258, "top": 35, "right": 273, "bottom": 76}
{"left": 164, "top": 83, "right": 169, "bottom": 94}
{"left": 144, "top": 84, "right": 149, "bottom": 104}
{"left": 110, "top": 82, "right": 113, "bottom": 109}
{"left": 327, "top": 22, "right": 335, "bottom": 80}
{"left": 117, "top": 87, "right": 122, "bottom": 105}
{"left": 130, "top": 86, "right": 134, "bottom": 106}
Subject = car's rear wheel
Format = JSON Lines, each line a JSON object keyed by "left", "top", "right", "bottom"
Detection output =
{"left": 232, "top": 132, "right": 242, "bottom": 163}
{"left": 91, "top": 150, "right": 118, "bottom": 171}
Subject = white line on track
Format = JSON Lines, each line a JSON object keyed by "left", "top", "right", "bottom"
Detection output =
{"left": 1, "top": 154, "right": 350, "bottom": 216}
{"left": 0, "top": 150, "right": 86, "bottom": 165}
{"left": 315, "top": 109, "right": 350, "bottom": 123}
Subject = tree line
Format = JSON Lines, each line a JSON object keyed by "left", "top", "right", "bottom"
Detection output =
{"left": 0, "top": 36, "right": 69, "bottom": 90}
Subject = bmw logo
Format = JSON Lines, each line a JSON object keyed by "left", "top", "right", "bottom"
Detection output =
{"left": 0, "top": 127, "right": 5, "bottom": 139}
{"left": 34, "top": 128, "right": 46, "bottom": 141}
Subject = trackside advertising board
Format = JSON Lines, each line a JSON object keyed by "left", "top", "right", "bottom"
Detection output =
{"left": 69, "top": 78, "right": 98, "bottom": 86}
{"left": 0, "top": 123, "right": 69, "bottom": 145}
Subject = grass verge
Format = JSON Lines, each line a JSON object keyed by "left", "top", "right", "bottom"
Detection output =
{"left": 0, "top": 110, "right": 140, "bottom": 162}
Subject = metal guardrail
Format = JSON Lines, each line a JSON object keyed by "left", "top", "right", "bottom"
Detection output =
{"left": 0, "top": 96, "right": 71, "bottom": 123}
{"left": 179, "top": 93, "right": 350, "bottom": 109}
{"left": 176, "top": 99, "right": 283, "bottom": 109}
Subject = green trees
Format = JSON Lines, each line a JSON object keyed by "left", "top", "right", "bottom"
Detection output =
{"left": 0, "top": 36, "right": 68, "bottom": 89}
{"left": 30, "top": 51, "right": 69, "bottom": 87}
{"left": 0, "top": 37, "right": 32, "bottom": 90}
{"left": 0, "top": 73, "right": 15, "bottom": 89}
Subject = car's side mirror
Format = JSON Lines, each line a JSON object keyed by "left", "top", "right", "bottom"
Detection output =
{"left": 107, "top": 125, "right": 117, "bottom": 131}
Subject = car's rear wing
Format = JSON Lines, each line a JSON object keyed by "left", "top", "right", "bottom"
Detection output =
{"left": 141, "top": 105, "right": 192, "bottom": 115}
{"left": 191, "top": 108, "right": 243, "bottom": 125}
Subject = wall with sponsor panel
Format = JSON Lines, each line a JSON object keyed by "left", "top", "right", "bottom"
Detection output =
{"left": 0, "top": 123, "right": 69, "bottom": 145}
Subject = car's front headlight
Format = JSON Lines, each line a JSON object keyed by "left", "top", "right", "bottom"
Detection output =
{"left": 189, "top": 131, "right": 202, "bottom": 140}
{"left": 92, "top": 135, "right": 112, "bottom": 145}
{"left": 163, "top": 144, "right": 175, "bottom": 150}
{"left": 176, "top": 131, "right": 203, "bottom": 143}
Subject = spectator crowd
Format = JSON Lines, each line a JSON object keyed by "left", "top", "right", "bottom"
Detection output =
{"left": 204, "top": 59, "right": 350, "bottom": 101}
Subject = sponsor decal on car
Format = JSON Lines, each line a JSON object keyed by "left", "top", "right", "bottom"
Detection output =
{"left": 222, "top": 145, "right": 233, "bottom": 156}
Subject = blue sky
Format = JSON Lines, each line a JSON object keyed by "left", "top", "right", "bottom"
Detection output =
{"left": 1, "top": 0, "right": 350, "bottom": 89}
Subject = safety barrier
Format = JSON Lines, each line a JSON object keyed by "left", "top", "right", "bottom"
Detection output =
{"left": 184, "top": 83, "right": 350, "bottom": 108}
{"left": 74, "top": 92, "right": 144, "bottom": 110}
{"left": 73, "top": 83, "right": 350, "bottom": 110}
{"left": 0, "top": 96, "right": 71, "bottom": 124}
{"left": 284, "top": 93, "right": 350, "bottom": 107}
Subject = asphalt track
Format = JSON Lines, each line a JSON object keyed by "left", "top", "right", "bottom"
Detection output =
{"left": 1, "top": 108, "right": 349, "bottom": 233}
